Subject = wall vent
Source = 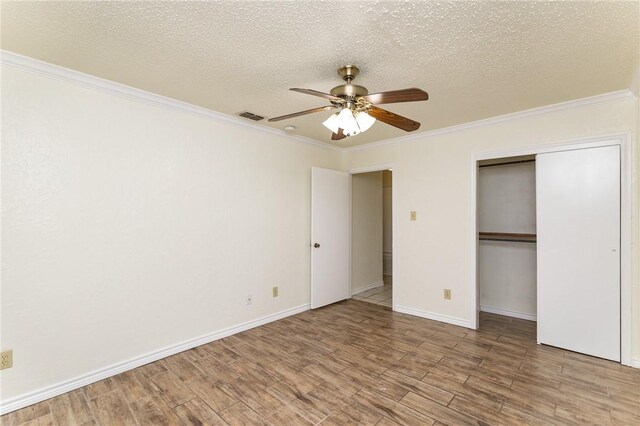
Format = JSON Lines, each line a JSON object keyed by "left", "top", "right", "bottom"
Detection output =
{"left": 237, "top": 111, "right": 265, "bottom": 121}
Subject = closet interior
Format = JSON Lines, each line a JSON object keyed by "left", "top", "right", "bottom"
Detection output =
{"left": 478, "top": 155, "right": 537, "bottom": 322}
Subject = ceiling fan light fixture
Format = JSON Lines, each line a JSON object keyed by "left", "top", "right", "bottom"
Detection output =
{"left": 337, "top": 108, "right": 359, "bottom": 136}
{"left": 322, "top": 114, "right": 340, "bottom": 134}
{"left": 355, "top": 111, "right": 376, "bottom": 132}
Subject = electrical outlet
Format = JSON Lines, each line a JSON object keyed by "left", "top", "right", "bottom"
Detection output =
{"left": 0, "top": 350, "right": 13, "bottom": 370}
{"left": 246, "top": 294, "right": 253, "bottom": 305}
{"left": 272, "top": 286, "right": 279, "bottom": 297}
{"left": 410, "top": 211, "right": 417, "bottom": 221}
{"left": 444, "top": 289, "right": 452, "bottom": 300}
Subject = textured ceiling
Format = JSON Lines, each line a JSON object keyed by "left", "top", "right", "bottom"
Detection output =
{"left": 2, "top": 1, "right": 638, "bottom": 147}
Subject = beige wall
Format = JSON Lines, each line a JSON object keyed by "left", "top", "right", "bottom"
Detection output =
{"left": 351, "top": 172, "right": 383, "bottom": 293}
{"left": 0, "top": 65, "right": 341, "bottom": 402}
{"left": 343, "top": 95, "right": 639, "bottom": 360}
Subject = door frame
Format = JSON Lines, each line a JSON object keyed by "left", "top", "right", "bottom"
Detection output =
{"left": 350, "top": 163, "right": 396, "bottom": 310}
{"left": 470, "top": 133, "right": 633, "bottom": 366}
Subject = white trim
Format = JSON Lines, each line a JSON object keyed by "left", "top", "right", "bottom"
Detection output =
{"left": 352, "top": 281, "right": 384, "bottom": 295}
{"left": 343, "top": 90, "right": 634, "bottom": 153}
{"left": 391, "top": 170, "right": 396, "bottom": 311}
{"left": 0, "top": 303, "right": 310, "bottom": 415}
{"left": 470, "top": 133, "right": 634, "bottom": 366}
{"left": 631, "top": 358, "right": 640, "bottom": 369}
{"left": 473, "top": 133, "right": 632, "bottom": 161}
{"left": 471, "top": 155, "right": 480, "bottom": 330}
{"left": 0, "top": 50, "right": 341, "bottom": 152}
{"left": 350, "top": 163, "right": 395, "bottom": 175}
{"left": 480, "top": 305, "right": 537, "bottom": 322}
{"left": 395, "top": 305, "right": 473, "bottom": 329}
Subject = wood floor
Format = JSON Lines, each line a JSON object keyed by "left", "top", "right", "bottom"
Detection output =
{"left": 3, "top": 300, "right": 639, "bottom": 425}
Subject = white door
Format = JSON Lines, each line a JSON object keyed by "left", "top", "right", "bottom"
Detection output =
{"left": 537, "top": 145, "right": 620, "bottom": 361}
{"left": 311, "top": 167, "right": 350, "bottom": 309}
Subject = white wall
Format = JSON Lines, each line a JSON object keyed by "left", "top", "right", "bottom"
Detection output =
{"left": 351, "top": 172, "right": 383, "bottom": 293}
{"left": 478, "top": 162, "right": 537, "bottom": 320}
{"left": 0, "top": 64, "right": 341, "bottom": 403}
{"left": 383, "top": 171, "right": 392, "bottom": 275}
{"left": 343, "top": 94, "right": 639, "bottom": 360}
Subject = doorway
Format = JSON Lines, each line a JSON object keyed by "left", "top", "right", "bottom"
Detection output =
{"left": 477, "top": 155, "right": 538, "bottom": 346}
{"left": 351, "top": 169, "right": 393, "bottom": 308}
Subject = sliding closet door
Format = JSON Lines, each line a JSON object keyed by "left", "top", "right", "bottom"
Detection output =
{"left": 537, "top": 145, "right": 620, "bottom": 361}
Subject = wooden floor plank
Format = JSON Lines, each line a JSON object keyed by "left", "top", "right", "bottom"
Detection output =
{"left": 87, "top": 390, "right": 137, "bottom": 425}
{"left": 149, "top": 370, "right": 197, "bottom": 408}
{"left": 398, "top": 391, "right": 478, "bottom": 426}
{"left": 2, "top": 401, "right": 51, "bottom": 426}
{"left": 3, "top": 300, "right": 640, "bottom": 426}
{"left": 173, "top": 397, "right": 227, "bottom": 425}
{"left": 128, "top": 395, "right": 183, "bottom": 425}
{"left": 219, "top": 402, "right": 267, "bottom": 426}
{"left": 48, "top": 390, "right": 95, "bottom": 426}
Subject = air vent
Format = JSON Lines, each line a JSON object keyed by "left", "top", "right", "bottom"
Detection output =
{"left": 238, "top": 111, "right": 265, "bottom": 121}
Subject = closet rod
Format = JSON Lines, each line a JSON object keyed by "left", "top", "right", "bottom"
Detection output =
{"left": 479, "top": 232, "right": 537, "bottom": 243}
{"left": 479, "top": 159, "right": 535, "bottom": 168}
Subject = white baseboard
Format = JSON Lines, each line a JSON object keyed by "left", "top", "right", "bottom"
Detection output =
{"left": 480, "top": 305, "right": 537, "bottom": 322}
{"left": 395, "top": 305, "right": 472, "bottom": 329}
{"left": 631, "top": 358, "right": 640, "bottom": 369}
{"left": 0, "top": 303, "right": 310, "bottom": 415}
{"left": 352, "top": 281, "right": 384, "bottom": 295}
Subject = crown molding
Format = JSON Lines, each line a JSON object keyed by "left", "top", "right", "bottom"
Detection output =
{"left": 0, "top": 50, "right": 342, "bottom": 152}
{"left": 342, "top": 89, "right": 635, "bottom": 152}
{"left": 2, "top": 51, "right": 634, "bottom": 154}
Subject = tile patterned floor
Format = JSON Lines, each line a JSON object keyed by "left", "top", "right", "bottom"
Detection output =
{"left": 352, "top": 275, "right": 392, "bottom": 307}
{"left": 3, "top": 300, "right": 639, "bottom": 425}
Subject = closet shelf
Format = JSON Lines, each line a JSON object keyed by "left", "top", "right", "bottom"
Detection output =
{"left": 479, "top": 232, "right": 537, "bottom": 243}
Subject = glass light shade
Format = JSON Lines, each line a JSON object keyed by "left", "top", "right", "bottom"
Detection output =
{"left": 322, "top": 113, "right": 340, "bottom": 134}
{"left": 337, "top": 108, "right": 359, "bottom": 136}
{"left": 355, "top": 111, "right": 376, "bottom": 132}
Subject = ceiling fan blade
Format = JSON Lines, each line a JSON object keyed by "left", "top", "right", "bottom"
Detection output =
{"left": 290, "top": 88, "right": 344, "bottom": 102}
{"left": 361, "top": 88, "right": 428, "bottom": 105}
{"left": 368, "top": 106, "right": 421, "bottom": 132}
{"left": 331, "top": 128, "right": 346, "bottom": 140}
{"left": 268, "top": 105, "right": 335, "bottom": 122}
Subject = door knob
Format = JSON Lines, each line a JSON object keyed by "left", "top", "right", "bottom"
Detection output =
{"left": 314, "top": 243, "right": 320, "bottom": 248}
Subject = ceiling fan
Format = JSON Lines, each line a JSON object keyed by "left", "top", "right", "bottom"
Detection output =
{"left": 268, "top": 65, "right": 429, "bottom": 141}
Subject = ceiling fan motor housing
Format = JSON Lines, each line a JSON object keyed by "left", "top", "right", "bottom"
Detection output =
{"left": 330, "top": 65, "right": 368, "bottom": 100}
{"left": 330, "top": 83, "right": 368, "bottom": 99}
